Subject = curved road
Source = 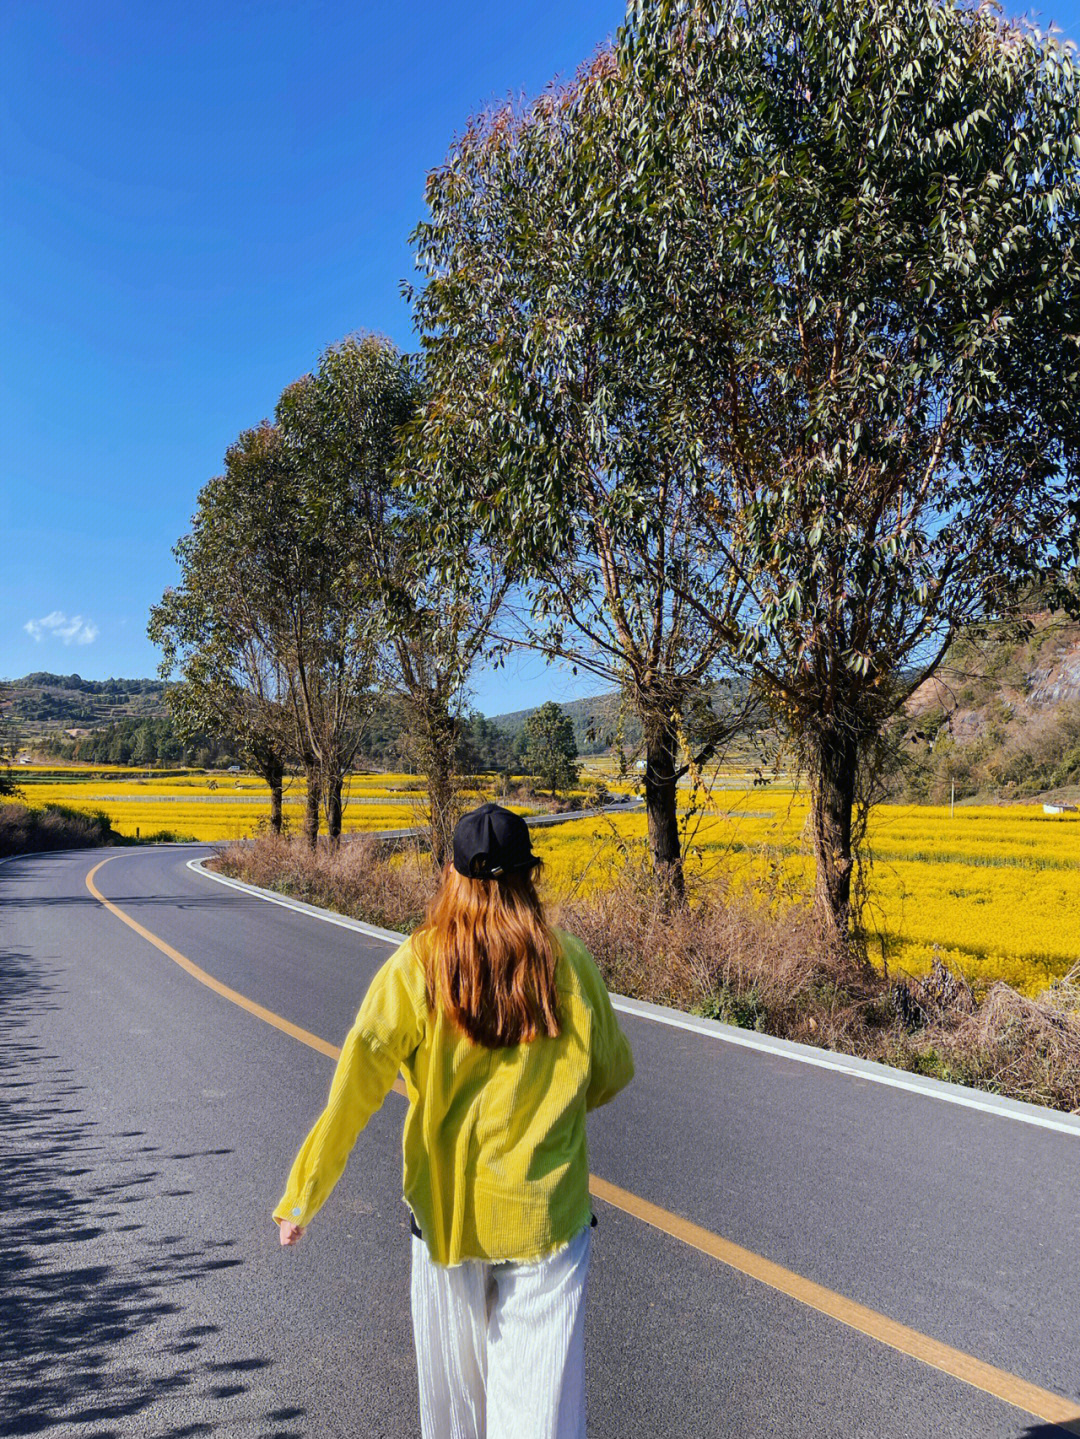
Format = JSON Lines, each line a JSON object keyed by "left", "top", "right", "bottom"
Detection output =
{"left": 2, "top": 844, "right": 1078, "bottom": 1438}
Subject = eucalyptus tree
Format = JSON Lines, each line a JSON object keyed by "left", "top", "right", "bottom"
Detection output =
{"left": 409, "top": 62, "right": 753, "bottom": 894}
{"left": 298, "top": 336, "right": 509, "bottom": 863}
{"left": 281, "top": 334, "right": 509, "bottom": 863}
{"left": 148, "top": 428, "right": 296, "bottom": 831}
{"left": 273, "top": 342, "right": 402, "bottom": 846}
{"left": 608, "top": 0, "right": 1080, "bottom": 935}
{"left": 152, "top": 405, "right": 385, "bottom": 850}
{"left": 382, "top": 546, "right": 509, "bottom": 866}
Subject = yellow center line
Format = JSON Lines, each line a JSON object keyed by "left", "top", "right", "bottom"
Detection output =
{"left": 86, "top": 854, "right": 1080, "bottom": 1436}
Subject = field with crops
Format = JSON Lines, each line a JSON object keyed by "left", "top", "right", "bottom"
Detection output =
{"left": 4, "top": 767, "right": 630, "bottom": 843}
{"left": 3, "top": 771, "right": 439, "bottom": 843}
{"left": 530, "top": 792, "right": 1080, "bottom": 997}
{"left": 6, "top": 765, "right": 1077, "bottom": 996}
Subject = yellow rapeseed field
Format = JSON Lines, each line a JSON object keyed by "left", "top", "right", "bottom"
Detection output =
{"left": 7, "top": 766, "right": 1076, "bottom": 995}
{"left": 5, "top": 773, "right": 423, "bottom": 843}
{"left": 2, "top": 771, "right": 532, "bottom": 844}
{"left": 531, "top": 795, "right": 1080, "bottom": 997}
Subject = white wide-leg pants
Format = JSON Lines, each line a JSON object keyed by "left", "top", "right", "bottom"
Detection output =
{"left": 410, "top": 1222, "right": 591, "bottom": 1439}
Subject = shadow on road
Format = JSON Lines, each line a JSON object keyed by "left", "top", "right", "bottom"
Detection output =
{"left": 0, "top": 945, "right": 306, "bottom": 1438}
{"left": 0, "top": 893, "right": 271, "bottom": 912}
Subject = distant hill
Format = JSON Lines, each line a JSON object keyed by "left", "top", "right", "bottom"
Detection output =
{"left": 894, "top": 615, "right": 1080, "bottom": 803}
{"left": 489, "top": 678, "right": 752, "bottom": 758}
{"left": 0, "top": 672, "right": 170, "bottom": 742}
{"left": 488, "top": 621, "right": 1080, "bottom": 799}
{"left": 11, "top": 623, "right": 1077, "bottom": 799}
{"left": 0, "top": 674, "right": 513, "bottom": 773}
{"left": 0, "top": 672, "right": 222, "bottom": 767}
{"left": 490, "top": 691, "right": 630, "bottom": 755}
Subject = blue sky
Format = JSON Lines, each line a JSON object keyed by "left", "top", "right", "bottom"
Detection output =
{"left": 3, "top": 0, "right": 1079, "bottom": 716}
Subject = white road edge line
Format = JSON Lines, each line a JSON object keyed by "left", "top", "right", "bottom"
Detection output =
{"left": 185, "top": 852, "right": 1080, "bottom": 1140}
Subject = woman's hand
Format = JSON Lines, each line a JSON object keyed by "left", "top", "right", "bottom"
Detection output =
{"left": 278, "top": 1219, "right": 305, "bottom": 1246}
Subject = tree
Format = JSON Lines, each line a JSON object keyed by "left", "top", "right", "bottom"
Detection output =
{"left": 521, "top": 702, "right": 580, "bottom": 796}
{"left": 315, "top": 338, "right": 512, "bottom": 867}
{"left": 130, "top": 723, "right": 155, "bottom": 769}
{"left": 456, "top": 713, "right": 515, "bottom": 774}
{"left": 381, "top": 544, "right": 509, "bottom": 866}
{"left": 409, "top": 54, "right": 754, "bottom": 894}
{"left": 149, "top": 427, "right": 297, "bottom": 833}
{"left": 274, "top": 339, "right": 404, "bottom": 845}
{"left": 600, "top": 0, "right": 1079, "bottom": 936}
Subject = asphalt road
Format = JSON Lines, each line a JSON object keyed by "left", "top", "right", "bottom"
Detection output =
{"left": 2, "top": 843, "right": 1077, "bottom": 1438}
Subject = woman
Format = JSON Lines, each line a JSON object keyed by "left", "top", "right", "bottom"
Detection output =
{"left": 274, "top": 801, "right": 635, "bottom": 1439}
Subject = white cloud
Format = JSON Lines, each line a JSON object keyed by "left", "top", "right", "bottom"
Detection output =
{"left": 24, "top": 611, "right": 99, "bottom": 646}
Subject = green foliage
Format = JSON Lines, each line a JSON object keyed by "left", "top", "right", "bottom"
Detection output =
{"left": 409, "top": 28, "right": 756, "bottom": 881}
{"left": 40, "top": 715, "right": 227, "bottom": 768}
{"left": 456, "top": 713, "right": 515, "bottom": 773}
{"left": 15, "top": 673, "right": 163, "bottom": 697}
{"left": 147, "top": 419, "right": 297, "bottom": 781}
{"left": 628, "top": 0, "right": 1077, "bottom": 695}
{"left": 623, "top": 0, "right": 1079, "bottom": 921}
{"left": 693, "top": 983, "right": 768, "bottom": 1032}
{"left": 520, "top": 702, "right": 580, "bottom": 796}
{"left": 3, "top": 674, "right": 168, "bottom": 733}
{"left": 149, "top": 334, "right": 415, "bottom": 838}
{"left": 900, "top": 1046, "right": 981, "bottom": 1089}
{"left": 409, "top": 0, "right": 1079, "bottom": 906}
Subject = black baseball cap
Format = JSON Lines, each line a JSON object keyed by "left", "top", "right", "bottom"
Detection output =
{"left": 452, "top": 802, "right": 538, "bottom": 879}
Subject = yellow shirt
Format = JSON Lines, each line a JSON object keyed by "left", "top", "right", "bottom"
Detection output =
{"left": 274, "top": 927, "right": 634, "bottom": 1266}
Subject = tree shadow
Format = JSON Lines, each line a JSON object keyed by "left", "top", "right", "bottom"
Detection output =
{"left": 0, "top": 946, "right": 306, "bottom": 1438}
{"left": 0, "top": 893, "right": 272, "bottom": 912}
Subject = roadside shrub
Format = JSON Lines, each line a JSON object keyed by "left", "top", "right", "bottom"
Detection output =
{"left": 212, "top": 833, "right": 435, "bottom": 934}
{"left": 695, "top": 983, "right": 768, "bottom": 1032}
{"left": 0, "top": 801, "right": 119, "bottom": 858}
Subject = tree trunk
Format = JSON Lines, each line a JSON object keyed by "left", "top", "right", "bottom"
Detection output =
{"left": 259, "top": 757, "right": 284, "bottom": 835}
{"left": 302, "top": 763, "right": 321, "bottom": 851}
{"left": 269, "top": 775, "right": 283, "bottom": 835}
{"left": 809, "top": 726, "right": 859, "bottom": 941}
{"left": 325, "top": 773, "right": 343, "bottom": 849}
{"left": 644, "top": 719, "right": 684, "bottom": 899}
{"left": 423, "top": 705, "right": 460, "bottom": 871}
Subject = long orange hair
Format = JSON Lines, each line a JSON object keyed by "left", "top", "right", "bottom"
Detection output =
{"left": 414, "top": 863, "right": 561, "bottom": 1048}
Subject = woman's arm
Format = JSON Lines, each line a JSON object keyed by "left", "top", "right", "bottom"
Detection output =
{"left": 273, "top": 941, "right": 426, "bottom": 1234}
{"left": 586, "top": 987, "right": 635, "bottom": 1111}
{"left": 565, "top": 935, "right": 635, "bottom": 1111}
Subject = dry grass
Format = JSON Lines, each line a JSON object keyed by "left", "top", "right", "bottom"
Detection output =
{"left": 213, "top": 833, "right": 437, "bottom": 934}
{"left": 213, "top": 834, "right": 1080, "bottom": 1114}
{"left": 885, "top": 962, "right": 1080, "bottom": 1113}
{"left": 555, "top": 865, "right": 849, "bottom": 1024}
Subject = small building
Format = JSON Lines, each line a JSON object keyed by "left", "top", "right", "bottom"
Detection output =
{"left": 1043, "top": 802, "right": 1078, "bottom": 815}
